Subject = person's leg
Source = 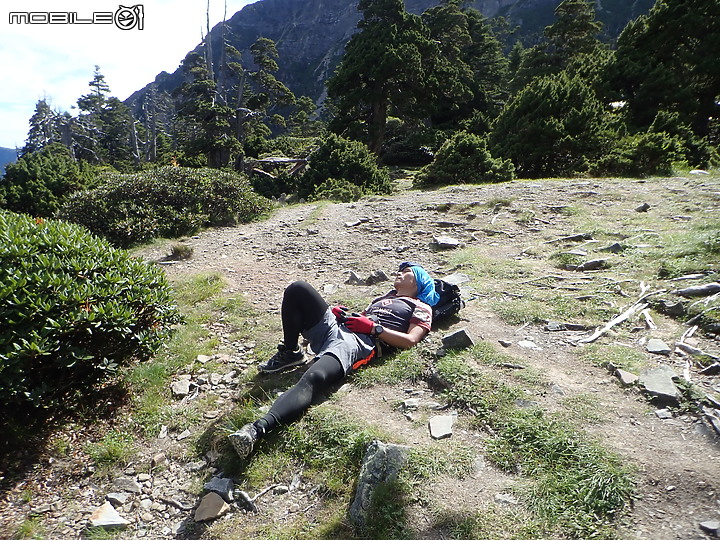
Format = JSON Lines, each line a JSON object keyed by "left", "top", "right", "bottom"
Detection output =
{"left": 257, "top": 354, "right": 345, "bottom": 431}
{"left": 229, "top": 354, "right": 345, "bottom": 458}
{"left": 280, "top": 281, "right": 328, "bottom": 349}
{"left": 260, "top": 281, "right": 329, "bottom": 373}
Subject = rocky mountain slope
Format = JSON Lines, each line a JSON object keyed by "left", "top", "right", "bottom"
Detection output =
{"left": 2, "top": 174, "right": 718, "bottom": 539}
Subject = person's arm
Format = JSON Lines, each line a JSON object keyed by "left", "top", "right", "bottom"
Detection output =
{"left": 376, "top": 323, "right": 428, "bottom": 350}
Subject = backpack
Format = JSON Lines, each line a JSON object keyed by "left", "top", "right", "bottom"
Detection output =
{"left": 431, "top": 278, "right": 464, "bottom": 325}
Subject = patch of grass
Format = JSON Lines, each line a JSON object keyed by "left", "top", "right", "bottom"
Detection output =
{"left": 432, "top": 505, "right": 548, "bottom": 540}
{"left": 431, "top": 347, "right": 634, "bottom": 537}
{"left": 363, "top": 479, "right": 412, "bottom": 540}
{"left": 435, "top": 352, "right": 522, "bottom": 421}
{"left": 280, "top": 407, "right": 382, "bottom": 495}
{"left": 557, "top": 393, "right": 606, "bottom": 425}
{"left": 468, "top": 342, "right": 545, "bottom": 387}
{"left": 85, "top": 429, "right": 134, "bottom": 467}
{"left": 13, "top": 517, "right": 46, "bottom": 540}
{"left": 581, "top": 343, "right": 647, "bottom": 372}
{"left": 406, "top": 443, "right": 476, "bottom": 481}
{"left": 172, "top": 272, "right": 225, "bottom": 305}
{"left": 169, "top": 243, "right": 194, "bottom": 260}
{"left": 352, "top": 348, "right": 426, "bottom": 388}
{"left": 487, "top": 408, "right": 634, "bottom": 537}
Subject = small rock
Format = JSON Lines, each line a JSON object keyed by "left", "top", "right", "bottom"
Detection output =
{"left": 655, "top": 409, "right": 673, "bottom": 419}
{"left": 204, "top": 477, "right": 235, "bottom": 503}
{"left": 615, "top": 369, "right": 639, "bottom": 387}
{"left": 106, "top": 492, "right": 130, "bottom": 507}
{"left": 345, "top": 270, "right": 364, "bottom": 285}
{"left": 689, "top": 169, "right": 710, "bottom": 175}
{"left": 494, "top": 493, "right": 519, "bottom": 505}
{"left": 366, "top": 270, "right": 389, "bottom": 285}
{"left": 498, "top": 339, "right": 512, "bottom": 348}
{"left": 647, "top": 338, "right": 672, "bottom": 355}
{"left": 403, "top": 398, "right": 421, "bottom": 410}
{"left": 176, "top": 429, "right": 191, "bottom": 441}
{"left": 197, "top": 354, "right": 213, "bottom": 364}
{"left": 635, "top": 202, "right": 650, "bottom": 212}
{"left": 429, "top": 415, "right": 454, "bottom": 439}
{"left": 517, "top": 340, "right": 541, "bottom": 350}
{"left": 700, "top": 520, "right": 720, "bottom": 537}
{"left": 431, "top": 235, "right": 461, "bottom": 250}
{"left": 89, "top": 501, "right": 130, "bottom": 528}
{"left": 194, "top": 493, "right": 230, "bottom": 522}
{"left": 112, "top": 477, "right": 142, "bottom": 494}
{"left": 639, "top": 366, "right": 681, "bottom": 406}
{"left": 600, "top": 242, "right": 624, "bottom": 253}
{"left": 575, "top": 259, "right": 608, "bottom": 272}
{"left": 151, "top": 453, "right": 167, "bottom": 467}
{"left": 441, "top": 329, "right": 474, "bottom": 350}
{"left": 137, "top": 473, "right": 151, "bottom": 482}
{"left": 171, "top": 379, "right": 191, "bottom": 397}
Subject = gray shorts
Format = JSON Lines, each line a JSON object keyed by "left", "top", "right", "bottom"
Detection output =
{"left": 302, "top": 309, "right": 377, "bottom": 374}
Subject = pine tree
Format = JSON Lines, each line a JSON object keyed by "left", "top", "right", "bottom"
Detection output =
{"left": 327, "top": 0, "right": 438, "bottom": 154}
{"left": 22, "top": 99, "right": 63, "bottom": 156}
{"left": 421, "top": 0, "right": 508, "bottom": 129}
{"left": 512, "top": 0, "right": 604, "bottom": 94}
{"left": 610, "top": 0, "right": 720, "bottom": 138}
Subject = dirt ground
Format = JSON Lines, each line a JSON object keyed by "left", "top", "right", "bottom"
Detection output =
{"left": 2, "top": 175, "right": 719, "bottom": 539}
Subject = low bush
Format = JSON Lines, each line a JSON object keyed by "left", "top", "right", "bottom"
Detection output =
{"left": 590, "top": 130, "right": 682, "bottom": 177}
{"left": 0, "top": 210, "right": 182, "bottom": 413}
{"left": 0, "top": 143, "right": 96, "bottom": 217}
{"left": 299, "top": 133, "right": 392, "bottom": 199}
{"left": 416, "top": 131, "right": 515, "bottom": 186}
{"left": 59, "top": 166, "right": 271, "bottom": 248}
{"left": 311, "top": 177, "right": 364, "bottom": 202}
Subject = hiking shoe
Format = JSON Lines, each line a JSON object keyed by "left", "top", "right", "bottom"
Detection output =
{"left": 228, "top": 423, "right": 258, "bottom": 459}
{"left": 258, "top": 344, "right": 305, "bottom": 373}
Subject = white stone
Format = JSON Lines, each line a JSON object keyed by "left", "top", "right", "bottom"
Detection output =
{"left": 89, "top": 501, "right": 130, "bottom": 528}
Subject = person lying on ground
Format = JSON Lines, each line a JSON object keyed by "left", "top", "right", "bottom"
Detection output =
{"left": 228, "top": 262, "right": 440, "bottom": 459}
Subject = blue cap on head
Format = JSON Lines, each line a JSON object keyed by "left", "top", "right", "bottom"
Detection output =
{"left": 399, "top": 262, "right": 439, "bottom": 306}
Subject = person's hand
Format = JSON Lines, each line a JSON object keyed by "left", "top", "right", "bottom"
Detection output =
{"left": 345, "top": 315, "right": 375, "bottom": 334}
{"left": 331, "top": 305, "right": 349, "bottom": 321}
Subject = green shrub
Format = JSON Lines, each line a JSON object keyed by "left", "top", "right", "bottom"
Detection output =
{"left": 311, "top": 177, "right": 364, "bottom": 202}
{"left": 416, "top": 131, "right": 515, "bottom": 186}
{"left": 0, "top": 210, "right": 182, "bottom": 412}
{"left": 59, "top": 166, "right": 271, "bottom": 247}
{"left": 0, "top": 143, "right": 96, "bottom": 217}
{"left": 490, "top": 73, "right": 608, "bottom": 178}
{"left": 590, "top": 131, "right": 682, "bottom": 177}
{"left": 380, "top": 118, "right": 441, "bottom": 166}
{"left": 299, "top": 133, "right": 392, "bottom": 199}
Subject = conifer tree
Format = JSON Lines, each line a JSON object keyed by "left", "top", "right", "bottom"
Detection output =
{"left": 421, "top": 0, "right": 508, "bottom": 130}
{"left": 512, "top": 0, "right": 604, "bottom": 93}
{"left": 610, "top": 0, "right": 720, "bottom": 138}
{"left": 22, "top": 99, "right": 63, "bottom": 156}
{"left": 327, "top": 0, "right": 438, "bottom": 154}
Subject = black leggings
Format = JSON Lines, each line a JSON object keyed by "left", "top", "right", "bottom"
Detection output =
{"left": 258, "top": 354, "right": 345, "bottom": 432}
{"left": 280, "top": 281, "right": 328, "bottom": 349}
{"left": 256, "top": 281, "right": 346, "bottom": 433}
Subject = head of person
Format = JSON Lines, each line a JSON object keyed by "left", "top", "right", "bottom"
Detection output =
{"left": 396, "top": 262, "right": 439, "bottom": 306}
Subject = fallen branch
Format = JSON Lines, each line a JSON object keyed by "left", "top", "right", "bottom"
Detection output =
{"left": 573, "top": 288, "right": 666, "bottom": 344}
{"left": 672, "top": 282, "right": 720, "bottom": 298}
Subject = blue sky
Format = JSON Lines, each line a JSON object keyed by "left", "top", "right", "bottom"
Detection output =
{"left": 0, "top": 0, "right": 257, "bottom": 150}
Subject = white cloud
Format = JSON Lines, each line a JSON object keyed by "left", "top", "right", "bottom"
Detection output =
{"left": 0, "top": 0, "right": 257, "bottom": 149}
